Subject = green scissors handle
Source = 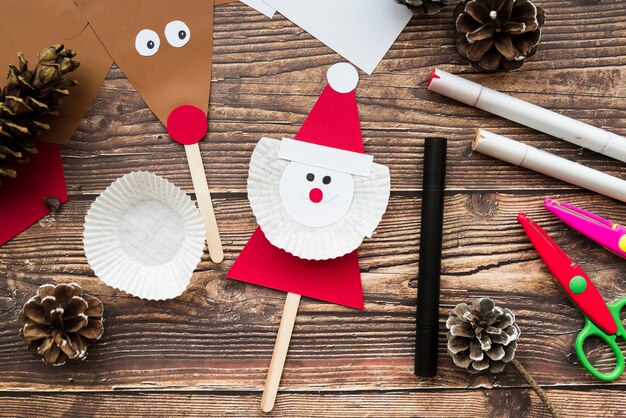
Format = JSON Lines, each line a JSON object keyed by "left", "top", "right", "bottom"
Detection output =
{"left": 575, "top": 298, "right": 626, "bottom": 381}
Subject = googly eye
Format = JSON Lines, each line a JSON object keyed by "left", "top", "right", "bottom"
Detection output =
{"left": 165, "top": 20, "right": 191, "bottom": 48}
{"left": 135, "top": 29, "right": 160, "bottom": 56}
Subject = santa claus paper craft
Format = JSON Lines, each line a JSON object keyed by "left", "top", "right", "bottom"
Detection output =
{"left": 228, "top": 63, "right": 391, "bottom": 412}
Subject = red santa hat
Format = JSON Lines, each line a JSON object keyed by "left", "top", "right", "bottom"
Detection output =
{"left": 278, "top": 63, "right": 374, "bottom": 177}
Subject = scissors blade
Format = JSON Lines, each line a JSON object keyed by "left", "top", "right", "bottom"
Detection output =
{"left": 517, "top": 213, "right": 618, "bottom": 336}
{"left": 545, "top": 199, "right": 626, "bottom": 259}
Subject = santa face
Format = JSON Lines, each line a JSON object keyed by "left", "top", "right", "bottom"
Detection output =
{"left": 279, "top": 162, "right": 354, "bottom": 228}
{"left": 247, "top": 137, "right": 390, "bottom": 260}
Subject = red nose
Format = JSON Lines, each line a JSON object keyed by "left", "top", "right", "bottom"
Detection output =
{"left": 167, "top": 105, "right": 208, "bottom": 145}
{"left": 309, "top": 188, "right": 323, "bottom": 203}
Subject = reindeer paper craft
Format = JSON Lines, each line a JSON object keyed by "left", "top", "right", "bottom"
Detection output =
{"left": 75, "top": 0, "right": 242, "bottom": 263}
{"left": 2, "top": 0, "right": 238, "bottom": 255}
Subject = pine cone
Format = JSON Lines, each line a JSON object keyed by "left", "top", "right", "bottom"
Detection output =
{"left": 19, "top": 283, "right": 104, "bottom": 366}
{"left": 396, "top": 0, "right": 450, "bottom": 15}
{"left": 454, "top": 0, "right": 546, "bottom": 71}
{"left": 446, "top": 298, "right": 520, "bottom": 373}
{"left": 0, "top": 44, "right": 79, "bottom": 181}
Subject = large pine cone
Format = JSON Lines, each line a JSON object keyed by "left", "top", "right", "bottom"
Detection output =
{"left": 446, "top": 298, "right": 520, "bottom": 373}
{"left": 454, "top": 0, "right": 546, "bottom": 71}
{"left": 0, "top": 44, "right": 79, "bottom": 181}
{"left": 19, "top": 283, "right": 104, "bottom": 366}
{"left": 396, "top": 0, "right": 450, "bottom": 15}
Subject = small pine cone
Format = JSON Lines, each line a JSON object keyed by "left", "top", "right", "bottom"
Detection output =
{"left": 0, "top": 44, "right": 79, "bottom": 182}
{"left": 396, "top": 0, "right": 450, "bottom": 15}
{"left": 19, "top": 283, "right": 104, "bottom": 366}
{"left": 454, "top": 0, "right": 546, "bottom": 71}
{"left": 446, "top": 298, "right": 520, "bottom": 373}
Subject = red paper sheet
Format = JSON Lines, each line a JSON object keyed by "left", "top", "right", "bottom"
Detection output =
{"left": 0, "top": 142, "right": 68, "bottom": 245}
{"left": 228, "top": 228, "right": 364, "bottom": 309}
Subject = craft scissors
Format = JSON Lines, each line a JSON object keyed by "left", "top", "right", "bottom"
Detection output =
{"left": 517, "top": 213, "right": 626, "bottom": 381}
{"left": 544, "top": 198, "right": 626, "bottom": 259}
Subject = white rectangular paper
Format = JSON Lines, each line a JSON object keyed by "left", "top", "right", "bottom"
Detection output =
{"left": 263, "top": 0, "right": 412, "bottom": 74}
{"left": 279, "top": 138, "right": 373, "bottom": 177}
{"left": 240, "top": 0, "right": 275, "bottom": 18}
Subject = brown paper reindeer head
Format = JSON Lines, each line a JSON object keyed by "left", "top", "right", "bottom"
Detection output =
{"left": 77, "top": 0, "right": 217, "bottom": 137}
{"left": 3, "top": 0, "right": 235, "bottom": 145}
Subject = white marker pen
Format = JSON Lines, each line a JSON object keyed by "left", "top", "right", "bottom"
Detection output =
{"left": 473, "top": 129, "right": 626, "bottom": 203}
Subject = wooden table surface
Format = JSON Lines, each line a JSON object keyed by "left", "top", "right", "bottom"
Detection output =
{"left": 1, "top": 1, "right": 625, "bottom": 417}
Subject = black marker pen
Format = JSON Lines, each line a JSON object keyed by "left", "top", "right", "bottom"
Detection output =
{"left": 415, "top": 137, "right": 447, "bottom": 377}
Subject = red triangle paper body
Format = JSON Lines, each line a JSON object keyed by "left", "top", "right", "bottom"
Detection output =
{"left": 0, "top": 142, "right": 68, "bottom": 245}
{"left": 228, "top": 228, "right": 364, "bottom": 310}
{"left": 228, "top": 82, "right": 367, "bottom": 309}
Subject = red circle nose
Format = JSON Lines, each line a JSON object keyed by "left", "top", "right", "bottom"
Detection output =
{"left": 167, "top": 105, "right": 208, "bottom": 145}
{"left": 309, "top": 188, "right": 323, "bottom": 203}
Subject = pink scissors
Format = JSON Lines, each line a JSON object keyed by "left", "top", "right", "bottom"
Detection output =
{"left": 544, "top": 199, "right": 626, "bottom": 259}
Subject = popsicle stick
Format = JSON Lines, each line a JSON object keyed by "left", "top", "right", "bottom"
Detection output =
{"left": 261, "top": 292, "right": 301, "bottom": 413}
{"left": 184, "top": 143, "right": 224, "bottom": 263}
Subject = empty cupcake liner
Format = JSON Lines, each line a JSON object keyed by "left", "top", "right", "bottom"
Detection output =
{"left": 248, "top": 137, "right": 391, "bottom": 260}
{"left": 83, "top": 171, "right": 206, "bottom": 300}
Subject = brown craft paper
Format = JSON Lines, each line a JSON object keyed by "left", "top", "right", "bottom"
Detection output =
{"left": 0, "top": 0, "right": 113, "bottom": 145}
{"left": 76, "top": 0, "right": 217, "bottom": 126}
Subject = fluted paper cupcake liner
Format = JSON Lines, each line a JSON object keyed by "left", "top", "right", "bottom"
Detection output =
{"left": 84, "top": 171, "right": 205, "bottom": 300}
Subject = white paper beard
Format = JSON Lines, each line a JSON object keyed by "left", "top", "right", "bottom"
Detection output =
{"left": 279, "top": 162, "right": 354, "bottom": 228}
{"left": 248, "top": 137, "right": 391, "bottom": 260}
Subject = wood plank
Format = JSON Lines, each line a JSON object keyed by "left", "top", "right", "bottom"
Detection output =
{"left": 1, "top": 192, "right": 625, "bottom": 390}
{"left": 61, "top": 1, "right": 626, "bottom": 195}
{"left": 0, "top": 388, "right": 623, "bottom": 418}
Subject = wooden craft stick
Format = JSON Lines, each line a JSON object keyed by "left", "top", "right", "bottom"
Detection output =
{"left": 185, "top": 143, "right": 224, "bottom": 263}
{"left": 261, "top": 292, "right": 301, "bottom": 413}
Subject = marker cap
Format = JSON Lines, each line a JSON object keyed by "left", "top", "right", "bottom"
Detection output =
{"left": 604, "top": 133, "right": 626, "bottom": 163}
{"left": 424, "top": 137, "right": 448, "bottom": 190}
{"left": 428, "top": 69, "right": 482, "bottom": 107}
{"left": 473, "top": 129, "right": 528, "bottom": 166}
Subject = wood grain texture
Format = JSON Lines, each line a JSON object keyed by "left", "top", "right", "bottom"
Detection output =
{"left": 1, "top": 0, "right": 625, "bottom": 416}
{"left": 1, "top": 388, "right": 624, "bottom": 418}
{"left": 1, "top": 193, "right": 625, "bottom": 393}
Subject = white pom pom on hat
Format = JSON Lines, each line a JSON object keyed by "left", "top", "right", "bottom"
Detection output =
{"left": 327, "top": 62, "right": 359, "bottom": 93}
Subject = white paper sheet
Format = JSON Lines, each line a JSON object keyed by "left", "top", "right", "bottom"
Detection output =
{"left": 240, "top": 0, "right": 275, "bottom": 18}
{"left": 263, "top": 0, "right": 412, "bottom": 74}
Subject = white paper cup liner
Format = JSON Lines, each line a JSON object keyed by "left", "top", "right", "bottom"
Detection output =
{"left": 248, "top": 138, "right": 391, "bottom": 260}
{"left": 83, "top": 171, "right": 206, "bottom": 300}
